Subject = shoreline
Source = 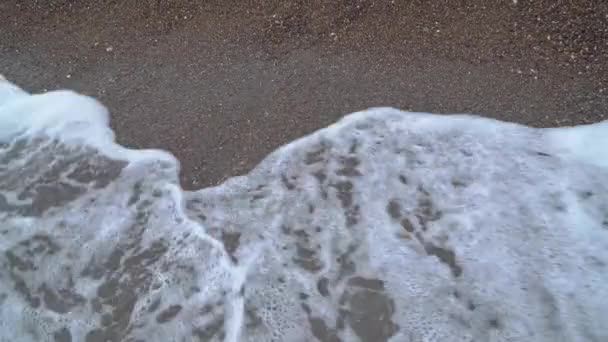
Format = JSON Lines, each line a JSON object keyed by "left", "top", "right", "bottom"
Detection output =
{"left": 1, "top": 0, "right": 606, "bottom": 188}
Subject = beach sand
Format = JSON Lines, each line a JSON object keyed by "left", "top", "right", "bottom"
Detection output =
{"left": 1, "top": 0, "right": 606, "bottom": 188}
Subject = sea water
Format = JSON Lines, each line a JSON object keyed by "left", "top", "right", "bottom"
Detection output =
{"left": 0, "top": 79, "right": 607, "bottom": 341}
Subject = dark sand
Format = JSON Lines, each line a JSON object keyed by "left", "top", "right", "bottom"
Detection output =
{"left": 1, "top": 0, "right": 607, "bottom": 189}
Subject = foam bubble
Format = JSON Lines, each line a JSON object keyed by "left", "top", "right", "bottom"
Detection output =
{"left": 0, "top": 80, "right": 607, "bottom": 341}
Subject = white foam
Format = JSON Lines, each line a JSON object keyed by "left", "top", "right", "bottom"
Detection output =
{"left": 546, "top": 120, "right": 608, "bottom": 168}
{"left": 0, "top": 80, "right": 176, "bottom": 167}
{"left": 0, "top": 80, "right": 607, "bottom": 342}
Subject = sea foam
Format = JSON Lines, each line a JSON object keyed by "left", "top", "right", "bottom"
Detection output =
{"left": 0, "top": 80, "right": 607, "bottom": 341}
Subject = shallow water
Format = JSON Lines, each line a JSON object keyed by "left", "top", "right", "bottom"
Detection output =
{"left": 1, "top": 83, "right": 607, "bottom": 341}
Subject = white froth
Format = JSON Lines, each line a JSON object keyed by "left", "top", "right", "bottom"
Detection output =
{"left": 0, "top": 80, "right": 176, "bottom": 165}
{"left": 0, "top": 80, "right": 607, "bottom": 342}
{"left": 547, "top": 120, "right": 608, "bottom": 168}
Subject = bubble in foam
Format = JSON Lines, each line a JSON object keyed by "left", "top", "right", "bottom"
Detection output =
{"left": 1, "top": 79, "right": 608, "bottom": 341}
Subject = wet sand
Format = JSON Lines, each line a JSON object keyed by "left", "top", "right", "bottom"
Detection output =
{"left": 1, "top": 0, "right": 607, "bottom": 188}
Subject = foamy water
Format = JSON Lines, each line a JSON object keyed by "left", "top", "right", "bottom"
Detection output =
{"left": 0, "top": 80, "right": 607, "bottom": 342}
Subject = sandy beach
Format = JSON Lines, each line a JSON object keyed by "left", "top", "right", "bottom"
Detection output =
{"left": 2, "top": 3, "right": 608, "bottom": 341}
{"left": 1, "top": 0, "right": 606, "bottom": 188}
